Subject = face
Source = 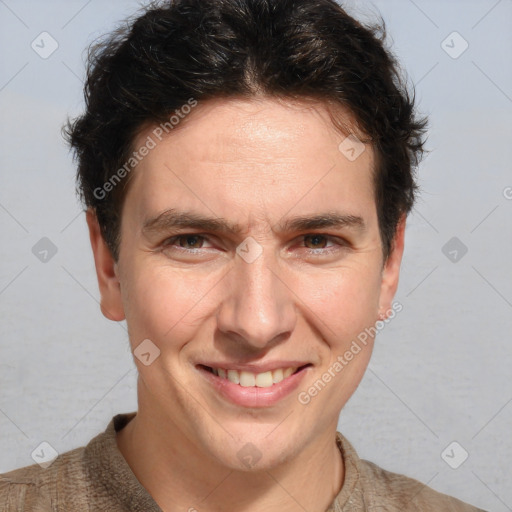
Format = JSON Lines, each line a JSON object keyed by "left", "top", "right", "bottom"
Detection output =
{"left": 88, "top": 97, "right": 404, "bottom": 471}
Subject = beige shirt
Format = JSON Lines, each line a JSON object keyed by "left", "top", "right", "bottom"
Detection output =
{"left": 0, "top": 412, "right": 486, "bottom": 511}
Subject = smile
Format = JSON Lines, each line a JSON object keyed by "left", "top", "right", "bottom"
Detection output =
{"left": 197, "top": 364, "right": 312, "bottom": 407}
{"left": 208, "top": 366, "right": 301, "bottom": 387}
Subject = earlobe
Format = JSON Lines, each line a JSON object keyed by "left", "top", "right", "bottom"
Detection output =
{"left": 378, "top": 215, "right": 406, "bottom": 318}
{"left": 86, "top": 208, "right": 126, "bottom": 322}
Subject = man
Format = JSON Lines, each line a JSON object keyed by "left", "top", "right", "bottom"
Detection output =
{"left": 0, "top": 0, "right": 486, "bottom": 510}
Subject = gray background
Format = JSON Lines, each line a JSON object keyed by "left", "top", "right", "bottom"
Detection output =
{"left": 0, "top": 0, "right": 511, "bottom": 510}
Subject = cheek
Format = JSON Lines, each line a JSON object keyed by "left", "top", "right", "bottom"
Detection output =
{"left": 294, "top": 269, "right": 380, "bottom": 415}
{"left": 299, "top": 265, "right": 382, "bottom": 343}
{"left": 121, "top": 265, "right": 212, "bottom": 347}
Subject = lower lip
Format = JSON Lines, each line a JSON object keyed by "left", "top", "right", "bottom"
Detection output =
{"left": 197, "top": 365, "right": 310, "bottom": 408}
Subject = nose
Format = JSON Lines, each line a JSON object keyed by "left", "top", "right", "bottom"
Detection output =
{"left": 216, "top": 244, "right": 297, "bottom": 351}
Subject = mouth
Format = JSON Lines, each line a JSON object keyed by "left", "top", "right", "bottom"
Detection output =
{"left": 196, "top": 363, "right": 312, "bottom": 408}
{"left": 198, "top": 364, "right": 311, "bottom": 388}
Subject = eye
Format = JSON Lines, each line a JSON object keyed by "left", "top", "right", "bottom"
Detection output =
{"left": 301, "top": 234, "right": 346, "bottom": 253}
{"left": 163, "top": 234, "right": 212, "bottom": 251}
{"left": 303, "top": 234, "right": 331, "bottom": 250}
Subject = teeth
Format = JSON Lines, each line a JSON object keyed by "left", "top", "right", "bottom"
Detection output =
{"left": 272, "top": 368, "right": 283, "bottom": 383}
{"left": 283, "top": 367, "right": 294, "bottom": 378}
{"left": 227, "top": 370, "right": 240, "bottom": 384}
{"left": 255, "top": 371, "right": 273, "bottom": 387}
{"left": 239, "top": 371, "right": 256, "bottom": 387}
{"left": 212, "top": 366, "right": 298, "bottom": 387}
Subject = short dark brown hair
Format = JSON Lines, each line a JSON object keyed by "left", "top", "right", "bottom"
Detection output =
{"left": 64, "top": 0, "right": 427, "bottom": 261}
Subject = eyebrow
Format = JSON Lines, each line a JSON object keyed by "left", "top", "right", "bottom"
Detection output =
{"left": 142, "top": 209, "right": 366, "bottom": 236}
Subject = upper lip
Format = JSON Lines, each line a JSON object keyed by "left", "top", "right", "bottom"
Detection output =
{"left": 197, "top": 361, "right": 311, "bottom": 373}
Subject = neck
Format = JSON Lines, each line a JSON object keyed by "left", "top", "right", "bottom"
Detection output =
{"left": 116, "top": 406, "right": 344, "bottom": 512}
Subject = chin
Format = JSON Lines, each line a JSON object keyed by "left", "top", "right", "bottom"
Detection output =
{"left": 199, "top": 423, "right": 302, "bottom": 472}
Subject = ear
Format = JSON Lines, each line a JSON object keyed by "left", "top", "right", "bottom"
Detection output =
{"left": 378, "top": 214, "right": 406, "bottom": 320}
{"left": 86, "top": 208, "right": 125, "bottom": 321}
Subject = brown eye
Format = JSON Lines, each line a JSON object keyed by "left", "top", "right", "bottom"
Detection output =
{"left": 177, "top": 235, "right": 205, "bottom": 249}
{"left": 304, "top": 234, "right": 329, "bottom": 249}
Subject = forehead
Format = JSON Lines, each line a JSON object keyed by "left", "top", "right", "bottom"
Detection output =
{"left": 123, "top": 97, "right": 376, "bottom": 228}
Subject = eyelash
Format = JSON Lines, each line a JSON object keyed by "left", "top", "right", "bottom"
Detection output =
{"left": 161, "top": 233, "right": 347, "bottom": 256}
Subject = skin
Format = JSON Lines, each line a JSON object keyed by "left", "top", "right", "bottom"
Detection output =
{"left": 87, "top": 97, "right": 405, "bottom": 512}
